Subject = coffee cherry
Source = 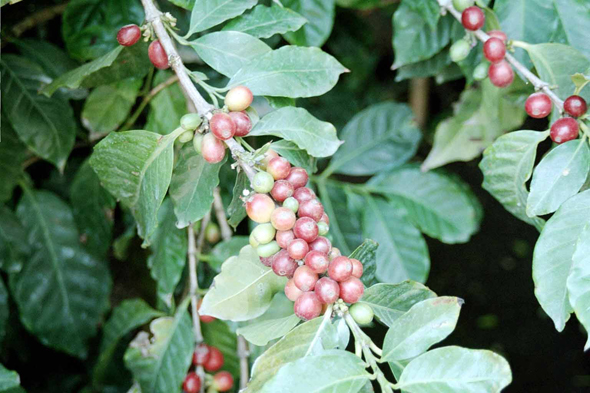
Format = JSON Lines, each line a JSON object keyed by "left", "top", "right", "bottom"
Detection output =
{"left": 178, "top": 130, "right": 194, "bottom": 143}
{"left": 488, "top": 60, "right": 514, "bottom": 88}
{"left": 525, "top": 92, "right": 552, "bottom": 119}
{"left": 225, "top": 85, "right": 253, "bottom": 112}
{"left": 350, "top": 258, "right": 363, "bottom": 278}
{"left": 117, "top": 24, "right": 141, "bottom": 46}
{"left": 282, "top": 197, "right": 299, "bottom": 213}
{"left": 201, "top": 133, "right": 226, "bottom": 163}
{"left": 461, "top": 6, "right": 485, "bottom": 31}
{"left": 317, "top": 222, "right": 329, "bottom": 236}
{"left": 339, "top": 277, "right": 364, "bottom": 304}
{"left": 314, "top": 277, "right": 340, "bottom": 304}
{"left": 193, "top": 343, "right": 211, "bottom": 366}
{"left": 319, "top": 213, "right": 330, "bottom": 225}
{"left": 293, "top": 187, "right": 316, "bottom": 204}
{"left": 564, "top": 95, "right": 587, "bottom": 117}
{"left": 251, "top": 223, "right": 276, "bottom": 245}
{"left": 213, "top": 371, "right": 234, "bottom": 392}
{"left": 267, "top": 157, "right": 291, "bottom": 180}
{"left": 203, "top": 346, "right": 224, "bottom": 372}
{"left": 229, "top": 111, "right": 252, "bottom": 136}
{"left": 286, "top": 167, "right": 309, "bottom": 189}
{"left": 487, "top": 30, "right": 508, "bottom": 42}
{"left": 181, "top": 113, "right": 203, "bottom": 131}
{"left": 252, "top": 171, "right": 275, "bottom": 194}
{"left": 249, "top": 232, "right": 259, "bottom": 248}
{"left": 210, "top": 113, "right": 236, "bottom": 140}
{"left": 304, "top": 250, "right": 329, "bottom": 274}
{"left": 183, "top": 372, "right": 201, "bottom": 393}
{"left": 285, "top": 278, "right": 303, "bottom": 301}
{"left": 452, "top": 0, "right": 474, "bottom": 12}
{"left": 293, "top": 265, "right": 318, "bottom": 291}
{"left": 260, "top": 149, "right": 279, "bottom": 169}
{"left": 272, "top": 250, "right": 298, "bottom": 277}
{"left": 473, "top": 62, "right": 488, "bottom": 81}
{"left": 205, "top": 222, "right": 221, "bottom": 244}
{"left": 450, "top": 40, "right": 471, "bottom": 63}
{"left": 294, "top": 292, "right": 322, "bottom": 321}
{"left": 259, "top": 256, "right": 273, "bottom": 267}
{"left": 271, "top": 207, "right": 296, "bottom": 231}
{"left": 197, "top": 298, "right": 215, "bottom": 323}
{"left": 288, "top": 238, "right": 309, "bottom": 260}
{"left": 257, "top": 241, "right": 280, "bottom": 258}
{"left": 328, "top": 247, "right": 341, "bottom": 260}
{"left": 293, "top": 217, "right": 319, "bottom": 243}
{"left": 276, "top": 230, "right": 295, "bottom": 249}
{"left": 271, "top": 180, "right": 294, "bottom": 203}
{"left": 246, "top": 194, "right": 275, "bottom": 223}
{"left": 148, "top": 40, "right": 169, "bottom": 69}
{"left": 328, "top": 256, "right": 353, "bottom": 282}
{"left": 550, "top": 117, "right": 579, "bottom": 144}
{"left": 349, "top": 303, "right": 374, "bottom": 325}
{"left": 309, "top": 236, "right": 331, "bottom": 255}
{"left": 483, "top": 37, "right": 506, "bottom": 63}
{"left": 298, "top": 199, "right": 324, "bottom": 222}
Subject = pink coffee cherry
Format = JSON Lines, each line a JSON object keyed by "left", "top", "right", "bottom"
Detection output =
{"left": 285, "top": 279, "right": 303, "bottom": 301}
{"left": 271, "top": 180, "right": 294, "bottom": 203}
{"left": 339, "top": 277, "right": 364, "bottom": 304}
{"left": 229, "top": 111, "right": 252, "bottom": 136}
{"left": 487, "top": 30, "right": 507, "bottom": 42}
{"left": 319, "top": 213, "right": 330, "bottom": 225}
{"left": 488, "top": 60, "right": 514, "bottom": 88}
{"left": 288, "top": 238, "right": 310, "bottom": 260}
{"left": 225, "top": 85, "right": 253, "bottom": 112}
{"left": 525, "top": 92, "right": 552, "bottom": 119}
{"left": 550, "top": 117, "right": 579, "bottom": 144}
{"left": 483, "top": 37, "right": 506, "bottom": 63}
{"left": 276, "top": 230, "right": 295, "bottom": 249}
{"left": 117, "top": 24, "right": 141, "bottom": 46}
{"left": 293, "top": 265, "right": 318, "bottom": 292}
{"left": 563, "top": 95, "right": 587, "bottom": 117}
{"left": 294, "top": 292, "right": 322, "bottom": 321}
{"left": 328, "top": 256, "right": 353, "bottom": 282}
{"left": 293, "top": 187, "right": 316, "bottom": 204}
{"left": 298, "top": 199, "right": 324, "bottom": 222}
{"left": 304, "top": 250, "right": 329, "bottom": 274}
{"left": 461, "top": 6, "right": 485, "bottom": 31}
{"left": 267, "top": 157, "right": 291, "bottom": 180}
{"left": 272, "top": 250, "right": 298, "bottom": 277}
{"left": 259, "top": 256, "right": 273, "bottom": 267}
{"left": 286, "top": 167, "right": 309, "bottom": 189}
{"left": 309, "top": 236, "right": 331, "bottom": 255}
{"left": 210, "top": 113, "right": 236, "bottom": 140}
{"left": 351, "top": 258, "right": 363, "bottom": 278}
{"left": 148, "top": 40, "right": 169, "bottom": 69}
{"left": 314, "top": 277, "right": 340, "bottom": 304}
{"left": 293, "top": 217, "right": 318, "bottom": 243}
{"left": 201, "top": 133, "right": 226, "bottom": 163}
{"left": 271, "top": 207, "right": 296, "bottom": 231}
{"left": 246, "top": 194, "right": 275, "bottom": 223}
{"left": 328, "top": 247, "right": 341, "bottom": 260}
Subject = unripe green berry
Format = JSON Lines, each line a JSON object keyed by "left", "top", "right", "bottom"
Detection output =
{"left": 193, "top": 133, "right": 203, "bottom": 154}
{"left": 452, "top": 0, "right": 474, "bottom": 12}
{"left": 180, "top": 113, "right": 203, "bottom": 131}
{"left": 205, "top": 222, "right": 220, "bottom": 244}
{"left": 317, "top": 221, "right": 329, "bottom": 236}
{"left": 178, "top": 130, "right": 194, "bottom": 143}
{"left": 450, "top": 40, "right": 471, "bottom": 63}
{"left": 252, "top": 171, "right": 275, "bottom": 194}
{"left": 473, "top": 62, "right": 488, "bottom": 81}
{"left": 249, "top": 233, "right": 260, "bottom": 248}
{"left": 282, "top": 197, "right": 299, "bottom": 213}
{"left": 251, "top": 223, "right": 276, "bottom": 245}
{"left": 257, "top": 241, "right": 280, "bottom": 258}
{"left": 349, "top": 303, "right": 374, "bottom": 325}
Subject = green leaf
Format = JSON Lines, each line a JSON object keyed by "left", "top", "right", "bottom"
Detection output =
{"left": 260, "top": 350, "right": 371, "bottom": 393}
{"left": 15, "top": 39, "right": 80, "bottom": 80}
{"left": 527, "top": 139, "right": 590, "bottom": 217}
{"left": 166, "top": 0, "right": 194, "bottom": 10}
{"left": 227, "top": 171, "right": 249, "bottom": 229}
{"left": 327, "top": 101, "right": 421, "bottom": 176}
{"left": 363, "top": 197, "right": 430, "bottom": 284}
{"left": 395, "top": 50, "right": 451, "bottom": 82}
{"left": 552, "top": 0, "right": 590, "bottom": 60}
{"left": 0, "top": 55, "right": 76, "bottom": 170}
{"left": 368, "top": 165, "right": 481, "bottom": 244}
{"left": 382, "top": 297, "right": 462, "bottom": 362}
{"left": 282, "top": 0, "right": 335, "bottom": 47}
{"left": 533, "top": 190, "right": 590, "bottom": 331}
{"left": 227, "top": 46, "right": 347, "bottom": 99}
{"left": 209, "top": 236, "right": 250, "bottom": 270}
{"left": 124, "top": 303, "right": 194, "bottom": 393}
{"left": 349, "top": 239, "right": 378, "bottom": 287}
{"left": 223, "top": 4, "right": 307, "bottom": 39}
{"left": 200, "top": 245, "right": 287, "bottom": 321}
{"left": 188, "top": 0, "right": 257, "bottom": 36}
{"left": 170, "top": 146, "right": 226, "bottom": 228}
{"left": 0, "top": 277, "right": 8, "bottom": 344}
{"left": 401, "top": 0, "right": 440, "bottom": 28}
{"left": 271, "top": 140, "right": 317, "bottom": 174}
{"left": 0, "top": 364, "right": 20, "bottom": 391}
{"left": 11, "top": 189, "right": 111, "bottom": 358}
{"left": 0, "top": 117, "right": 26, "bottom": 203}
{"left": 238, "top": 314, "right": 300, "bottom": 347}
{"left": 190, "top": 32, "right": 271, "bottom": 78}
{"left": 360, "top": 282, "right": 437, "bottom": 327}
{"left": 250, "top": 107, "right": 341, "bottom": 157}
{"left": 571, "top": 70, "right": 590, "bottom": 94}
{"left": 0, "top": 206, "right": 27, "bottom": 274}
{"left": 480, "top": 130, "right": 548, "bottom": 231}
{"left": 201, "top": 320, "right": 240, "bottom": 377}
{"left": 566, "top": 223, "right": 590, "bottom": 350}
{"left": 90, "top": 128, "right": 185, "bottom": 243}
{"left": 145, "top": 71, "right": 185, "bottom": 135}
{"left": 396, "top": 346, "right": 512, "bottom": 392}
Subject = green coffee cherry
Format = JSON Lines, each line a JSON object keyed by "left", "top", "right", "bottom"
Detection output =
{"left": 249, "top": 232, "right": 260, "bottom": 248}
{"left": 251, "top": 223, "right": 276, "bottom": 245}
{"left": 180, "top": 113, "right": 203, "bottom": 131}
{"left": 473, "top": 62, "right": 488, "bottom": 81}
{"left": 178, "top": 130, "right": 194, "bottom": 143}
{"left": 252, "top": 171, "right": 275, "bottom": 194}
{"left": 452, "top": 0, "right": 474, "bottom": 12}
{"left": 193, "top": 133, "right": 204, "bottom": 154}
{"left": 283, "top": 197, "right": 299, "bottom": 213}
{"left": 349, "top": 303, "right": 374, "bottom": 325}
{"left": 450, "top": 40, "right": 471, "bottom": 63}
{"left": 317, "top": 221, "right": 329, "bottom": 236}
{"left": 205, "top": 222, "right": 220, "bottom": 244}
{"left": 257, "top": 241, "right": 280, "bottom": 258}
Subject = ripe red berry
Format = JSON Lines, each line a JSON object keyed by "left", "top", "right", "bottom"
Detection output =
{"left": 225, "top": 85, "right": 253, "bottom": 112}
{"left": 288, "top": 238, "right": 309, "bottom": 260}
{"left": 271, "top": 207, "right": 296, "bottom": 231}
{"left": 488, "top": 60, "right": 514, "bottom": 88}
{"left": 229, "top": 111, "right": 252, "bottom": 137}
{"left": 276, "top": 230, "right": 295, "bottom": 249}
{"left": 272, "top": 250, "right": 298, "bottom": 277}
{"left": 286, "top": 167, "right": 309, "bottom": 189}
{"left": 117, "top": 24, "right": 141, "bottom": 46}
{"left": 293, "top": 265, "right": 318, "bottom": 291}
{"left": 563, "top": 95, "right": 587, "bottom": 117}
{"left": 271, "top": 180, "right": 294, "bottom": 203}
{"left": 246, "top": 194, "right": 275, "bottom": 223}
{"left": 193, "top": 343, "right": 211, "bottom": 366}
{"left": 260, "top": 256, "right": 273, "bottom": 267}
{"left": 350, "top": 258, "right": 363, "bottom": 278}
{"left": 148, "top": 40, "right": 169, "bottom": 69}
{"left": 525, "top": 92, "right": 552, "bottom": 118}
{"left": 314, "top": 277, "right": 340, "bottom": 304}
{"left": 293, "top": 187, "right": 316, "bottom": 204}
{"left": 319, "top": 213, "right": 330, "bottom": 225}
{"left": 213, "top": 371, "right": 234, "bottom": 392}
{"left": 294, "top": 292, "right": 322, "bottom": 321}
{"left": 487, "top": 30, "right": 507, "bottom": 42}
{"left": 201, "top": 133, "right": 226, "bottom": 163}
{"left": 210, "top": 113, "right": 236, "bottom": 140}
{"left": 328, "top": 256, "right": 353, "bottom": 282}
{"left": 550, "top": 117, "right": 579, "bottom": 144}
{"left": 298, "top": 199, "right": 324, "bottom": 222}
{"left": 183, "top": 372, "right": 201, "bottom": 393}
{"left": 461, "top": 6, "right": 485, "bottom": 31}
{"left": 203, "top": 346, "right": 224, "bottom": 372}
{"left": 309, "top": 236, "right": 331, "bottom": 255}
{"left": 483, "top": 37, "right": 506, "bottom": 63}
{"left": 267, "top": 157, "right": 291, "bottom": 180}
{"left": 261, "top": 149, "right": 279, "bottom": 169}
{"left": 339, "top": 277, "right": 365, "bottom": 304}
{"left": 293, "top": 217, "right": 318, "bottom": 243}
{"left": 285, "top": 278, "right": 303, "bottom": 301}
{"left": 304, "top": 250, "right": 329, "bottom": 274}
{"left": 197, "top": 299, "right": 215, "bottom": 323}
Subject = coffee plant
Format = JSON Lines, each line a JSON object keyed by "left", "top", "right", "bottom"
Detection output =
{"left": 0, "top": 0, "right": 588, "bottom": 392}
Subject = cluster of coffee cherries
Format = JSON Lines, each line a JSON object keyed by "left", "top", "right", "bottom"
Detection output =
{"left": 182, "top": 343, "right": 233, "bottom": 393}
{"left": 116, "top": 24, "right": 170, "bottom": 70}
{"left": 245, "top": 153, "right": 365, "bottom": 321}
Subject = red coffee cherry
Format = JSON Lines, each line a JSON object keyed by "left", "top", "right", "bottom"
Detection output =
{"left": 183, "top": 372, "right": 201, "bottom": 393}
{"left": 286, "top": 167, "right": 309, "bottom": 189}
{"left": 117, "top": 24, "right": 141, "bottom": 46}
{"left": 309, "top": 236, "right": 331, "bottom": 255}
{"left": 267, "top": 157, "right": 291, "bottom": 180}
{"left": 288, "top": 238, "right": 309, "bottom": 260}
{"left": 213, "top": 371, "right": 234, "bottom": 392}
{"left": 461, "top": 6, "right": 485, "bottom": 31}
{"left": 351, "top": 258, "right": 363, "bottom": 278}
{"left": 271, "top": 180, "right": 294, "bottom": 203}
{"left": 550, "top": 117, "right": 579, "bottom": 144}
{"left": 246, "top": 194, "right": 275, "bottom": 223}
{"left": 197, "top": 298, "right": 215, "bottom": 323}
{"left": 294, "top": 292, "right": 322, "bottom": 321}
{"left": 314, "top": 277, "right": 340, "bottom": 304}
{"left": 210, "top": 113, "right": 236, "bottom": 140}
{"left": 259, "top": 256, "right": 273, "bottom": 267}
{"left": 483, "top": 37, "right": 506, "bottom": 63}
{"left": 339, "top": 277, "right": 365, "bottom": 304}
{"left": 525, "top": 92, "right": 552, "bottom": 119}
{"left": 193, "top": 343, "right": 211, "bottom": 366}
{"left": 260, "top": 149, "right": 279, "bottom": 169}
{"left": 271, "top": 207, "right": 296, "bottom": 231}
{"left": 564, "top": 95, "right": 587, "bottom": 117}
{"left": 225, "top": 85, "right": 253, "bottom": 112}
{"left": 488, "top": 60, "right": 514, "bottom": 88}
{"left": 298, "top": 199, "right": 324, "bottom": 222}
{"left": 304, "top": 250, "right": 329, "bottom": 274}
{"left": 272, "top": 250, "right": 298, "bottom": 277}
{"left": 487, "top": 30, "right": 507, "bottom": 42}
{"left": 328, "top": 256, "right": 353, "bottom": 282}
{"left": 319, "top": 213, "right": 330, "bottom": 225}
{"left": 201, "top": 133, "right": 226, "bottom": 163}
{"left": 285, "top": 278, "right": 303, "bottom": 301}
{"left": 293, "top": 187, "right": 316, "bottom": 204}
{"left": 276, "top": 230, "right": 295, "bottom": 249}
{"left": 229, "top": 111, "right": 252, "bottom": 136}
{"left": 203, "top": 346, "right": 224, "bottom": 372}
{"left": 293, "top": 217, "right": 318, "bottom": 243}
{"left": 148, "top": 40, "right": 169, "bottom": 69}
{"left": 293, "top": 265, "right": 319, "bottom": 291}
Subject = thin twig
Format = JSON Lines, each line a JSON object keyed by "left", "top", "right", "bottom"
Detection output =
{"left": 212, "top": 188, "right": 233, "bottom": 241}
{"left": 5, "top": 3, "right": 67, "bottom": 45}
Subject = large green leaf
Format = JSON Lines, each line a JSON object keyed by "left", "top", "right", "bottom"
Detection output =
{"left": 382, "top": 297, "right": 462, "bottom": 362}
{"left": 0, "top": 364, "right": 20, "bottom": 391}
{"left": 188, "top": 0, "right": 257, "bottom": 36}
{"left": 396, "top": 49, "right": 451, "bottom": 81}
{"left": 480, "top": 130, "right": 548, "bottom": 231}
{"left": 566, "top": 223, "right": 590, "bottom": 350}
{"left": 533, "top": 190, "right": 590, "bottom": 331}
{"left": 401, "top": 0, "right": 440, "bottom": 28}
{"left": 227, "top": 46, "right": 347, "bottom": 98}
{"left": 209, "top": 236, "right": 250, "bottom": 270}
{"left": 271, "top": 140, "right": 317, "bottom": 174}
{"left": 90, "top": 127, "right": 185, "bottom": 243}
{"left": 124, "top": 303, "right": 194, "bottom": 393}
{"left": 145, "top": 71, "right": 185, "bottom": 135}
{"left": 360, "top": 282, "right": 437, "bottom": 327}
{"left": 0, "top": 118, "right": 26, "bottom": 203}
{"left": 282, "top": 0, "right": 335, "bottom": 47}
{"left": 223, "top": 4, "right": 307, "bottom": 39}
{"left": 200, "top": 245, "right": 287, "bottom": 321}
{"left": 349, "top": 239, "right": 378, "bottom": 287}
{"left": 326, "top": 102, "right": 421, "bottom": 176}
{"left": 527, "top": 139, "right": 590, "bottom": 217}
{"left": 552, "top": 0, "right": 590, "bottom": 60}
{"left": 363, "top": 197, "right": 430, "bottom": 284}
{"left": 0, "top": 55, "right": 76, "bottom": 170}
{"left": 11, "top": 189, "right": 111, "bottom": 358}
{"left": 170, "top": 146, "right": 226, "bottom": 228}
{"left": 259, "top": 350, "right": 371, "bottom": 393}
{"left": 237, "top": 314, "right": 300, "bottom": 347}
{"left": 14, "top": 39, "right": 80, "bottom": 80}
{"left": 201, "top": 319, "right": 240, "bottom": 377}
{"left": 250, "top": 107, "right": 341, "bottom": 157}
{"left": 368, "top": 165, "right": 481, "bottom": 244}
{"left": 395, "top": 346, "right": 512, "bottom": 392}
{"left": 0, "top": 206, "right": 27, "bottom": 274}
